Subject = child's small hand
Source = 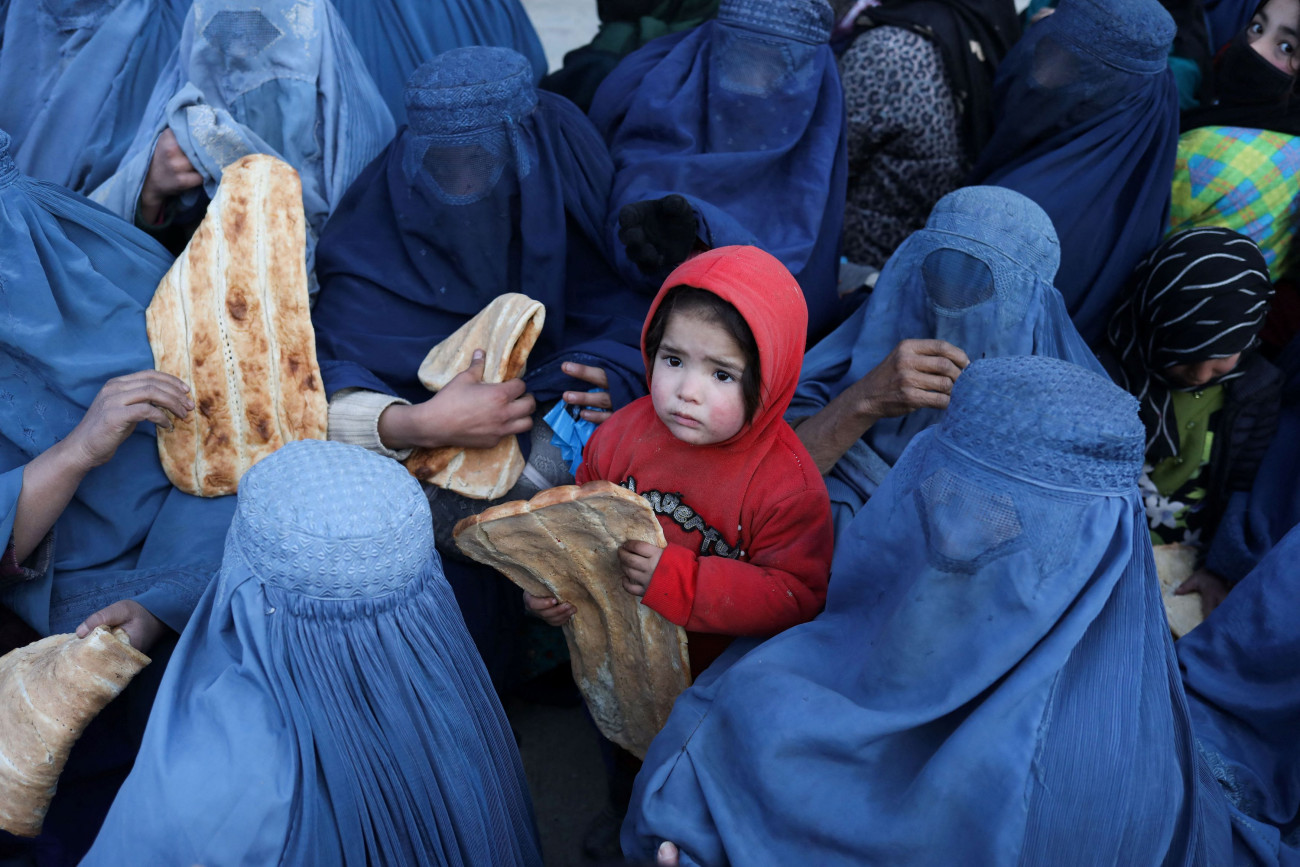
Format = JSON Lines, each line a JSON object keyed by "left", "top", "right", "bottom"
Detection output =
{"left": 618, "top": 540, "right": 663, "bottom": 597}
{"left": 523, "top": 591, "right": 574, "bottom": 627}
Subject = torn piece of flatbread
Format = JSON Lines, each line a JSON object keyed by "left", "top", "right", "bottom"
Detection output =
{"left": 0, "top": 627, "right": 150, "bottom": 837}
{"left": 405, "top": 293, "right": 545, "bottom": 500}
{"left": 147, "top": 153, "right": 327, "bottom": 496}
{"left": 1154, "top": 543, "right": 1203, "bottom": 638}
{"left": 454, "top": 481, "right": 689, "bottom": 758}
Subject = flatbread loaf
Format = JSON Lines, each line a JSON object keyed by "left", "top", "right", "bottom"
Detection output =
{"left": 1154, "top": 543, "right": 1204, "bottom": 638}
{"left": 454, "top": 481, "right": 690, "bottom": 758}
{"left": 147, "top": 154, "right": 328, "bottom": 497}
{"left": 0, "top": 627, "right": 150, "bottom": 837}
{"left": 405, "top": 293, "right": 545, "bottom": 500}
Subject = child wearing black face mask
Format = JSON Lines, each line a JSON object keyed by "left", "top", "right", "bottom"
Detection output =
{"left": 1168, "top": 0, "right": 1300, "bottom": 339}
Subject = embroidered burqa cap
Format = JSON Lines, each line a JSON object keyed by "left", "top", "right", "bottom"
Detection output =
{"left": 789, "top": 186, "right": 1101, "bottom": 537}
{"left": 717, "top": 0, "right": 834, "bottom": 43}
{"left": 625, "top": 356, "right": 1232, "bottom": 864}
{"left": 83, "top": 440, "right": 543, "bottom": 866}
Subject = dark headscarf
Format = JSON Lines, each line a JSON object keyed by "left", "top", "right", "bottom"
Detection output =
{"left": 1106, "top": 226, "right": 1274, "bottom": 463}
{"left": 1182, "top": 17, "right": 1300, "bottom": 136}
{"left": 844, "top": 0, "right": 1020, "bottom": 155}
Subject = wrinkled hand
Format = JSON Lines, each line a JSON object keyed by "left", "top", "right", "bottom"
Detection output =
{"left": 76, "top": 600, "right": 170, "bottom": 655}
{"left": 618, "top": 540, "right": 663, "bottom": 597}
{"left": 523, "top": 591, "right": 575, "bottom": 627}
{"left": 64, "top": 371, "right": 193, "bottom": 473}
{"left": 378, "top": 350, "right": 535, "bottom": 451}
{"left": 561, "top": 361, "right": 614, "bottom": 424}
{"left": 140, "top": 128, "right": 203, "bottom": 224}
{"left": 618, "top": 195, "right": 699, "bottom": 276}
{"left": 1175, "top": 567, "right": 1231, "bottom": 619}
{"left": 849, "top": 339, "right": 969, "bottom": 419}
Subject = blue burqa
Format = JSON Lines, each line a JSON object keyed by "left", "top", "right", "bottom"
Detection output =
{"left": 1205, "top": 333, "right": 1300, "bottom": 583}
{"left": 1180, "top": 523, "right": 1300, "bottom": 864}
{"left": 0, "top": 129, "right": 234, "bottom": 638}
{"left": 330, "top": 0, "right": 547, "bottom": 124}
{"left": 89, "top": 0, "right": 394, "bottom": 291}
{"left": 313, "top": 47, "right": 646, "bottom": 412}
{"left": 83, "top": 440, "right": 543, "bottom": 867}
{"left": 788, "top": 186, "right": 1103, "bottom": 540}
{"left": 588, "top": 0, "right": 847, "bottom": 339}
{"left": 624, "top": 355, "right": 1235, "bottom": 865}
{"left": 968, "top": 0, "right": 1180, "bottom": 344}
{"left": 0, "top": 0, "right": 189, "bottom": 193}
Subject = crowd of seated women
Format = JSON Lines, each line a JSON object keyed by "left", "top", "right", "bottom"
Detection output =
{"left": 2, "top": 0, "right": 1300, "bottom": 863}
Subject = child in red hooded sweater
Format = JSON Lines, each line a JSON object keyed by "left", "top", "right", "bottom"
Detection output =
{"left": 525, "top": 245, "right": 833, "bottom": 675}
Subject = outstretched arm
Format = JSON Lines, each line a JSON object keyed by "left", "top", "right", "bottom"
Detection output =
{"left": 795, "top": 339, "right": 968, "bottom": 475}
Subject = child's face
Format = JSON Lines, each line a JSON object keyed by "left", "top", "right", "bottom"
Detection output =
{"left": 1164, "top": 353, "right": 1242, "bottom": 388}
{"left": 1248, "top": 0, "right": 1300, "bottom": 74}
{"left": 650, "top": 311, "right": 749, "bottom": 446}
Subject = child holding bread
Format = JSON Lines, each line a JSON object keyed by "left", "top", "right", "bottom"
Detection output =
{"left": 527, "top": 245, "right": 834, "bottom": 673}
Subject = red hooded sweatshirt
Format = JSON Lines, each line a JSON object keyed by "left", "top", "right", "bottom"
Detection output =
{"left": 577, "top": 246, "right": 833, "bottom": 670}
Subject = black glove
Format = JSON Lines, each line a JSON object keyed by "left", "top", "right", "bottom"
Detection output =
{"left": 618, "top": 195, "right": 699, "bottom": 276}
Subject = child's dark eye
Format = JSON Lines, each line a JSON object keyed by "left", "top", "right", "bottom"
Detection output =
{"left": 1282, "top": 40, "right": 1295, "bottom": 55}
{"left": 661, "top": 354, "right": 682, "bottom": 368}
{"left": 713, "top": 370, "right": 736, "bottom": 383}
{"left": 1249, "top": 20, "right": 1264, "bottom": 35}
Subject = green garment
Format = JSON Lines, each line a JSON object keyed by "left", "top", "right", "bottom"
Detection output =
{"left": 1147, "top": 384, "right": 1223, "bottom": 545}
{"left": 591, "top": 0, "right": 721, "bottom": 55}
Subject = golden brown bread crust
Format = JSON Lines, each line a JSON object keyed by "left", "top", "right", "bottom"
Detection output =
{"left": 406, "top": 293, "right": 546, "bottom": 499}
{"left": 1154, "top": 543, "right": 1204, "bottom": 638}
{"left": 147, "top": 154, "right": 328, "bottom": 496}
{"left": 453, "top": 481, "right": 689, "bottom": 758}
{"left": 0, "top": 627, "right": 150, "bottom": 837}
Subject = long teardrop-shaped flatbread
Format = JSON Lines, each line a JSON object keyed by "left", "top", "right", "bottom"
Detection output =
{"left": 453, "top": 481, "right": 690, "bottom": 758}
{"left": 0, "top": 627, "right": 150, "bottom": 837}
{"left": 146, "top": 153, "right": 328, "bottom": 496}
{"left": 405, "top": 293, "right": 545, "bottom": 500}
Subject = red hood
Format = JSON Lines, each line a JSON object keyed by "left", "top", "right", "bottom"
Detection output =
{"left": 642, "top": 246, "right": 808, "bottom": 449}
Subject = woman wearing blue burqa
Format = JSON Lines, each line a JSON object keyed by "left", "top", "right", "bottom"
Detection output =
{"left": 789, "top": 186, "right": 1102, "bottom": 542}
{"left": 968, "top": 0, "right": 1181, "bottom": 344}
{"left": 89, "top": 0, "right": 394, "bottom": 285}
{"left": 330, "top": 0, "right": 547, "bottom": 124}
{"left": 82, "top": 440, "right": 543, "bottom": 867}
{"left": 312, "top": 47, "right": 647, "bottom": 677}
{"left": 588, "top": 0, "right": 848, "bottom": 340}
{"left": 0, "top": 130, "right": 235, "bottom": 863}
{"left": 1202, "top": 332, "right": 1300, "bottom": 590}
{"left": 0, "top": 0, "right": 189, "bottom": 193}
{"left": 624, "top": 354, "right": 1300, "bottom": 865}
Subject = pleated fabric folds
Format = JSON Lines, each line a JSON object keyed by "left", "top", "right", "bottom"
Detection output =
{"left": 83, "top": 440, "right": 543, "bottom": 866}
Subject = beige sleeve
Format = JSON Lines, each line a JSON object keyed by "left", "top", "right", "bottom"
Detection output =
{"left": 327, "top": 389, "right": 414, "bottom": 461}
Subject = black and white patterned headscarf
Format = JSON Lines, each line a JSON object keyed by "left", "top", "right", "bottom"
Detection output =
{"left": 1107, "top": 227, "right": 1273, "bottom": 464}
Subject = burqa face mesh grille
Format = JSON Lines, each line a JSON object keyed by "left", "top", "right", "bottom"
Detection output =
{"left": 203, "top": 10, "right": 284, "bottom": 60}
{"left": 716, "top": 33, "right": 795, "bottom": 98}
{"left": 922, "top": 248, "right": 997, "bottom": 309}
{"left": 917, "top": 467, "right": 1024, "bottom": 572}
{"left": 420, "top": 140, "right": 510, "bottom": 205}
